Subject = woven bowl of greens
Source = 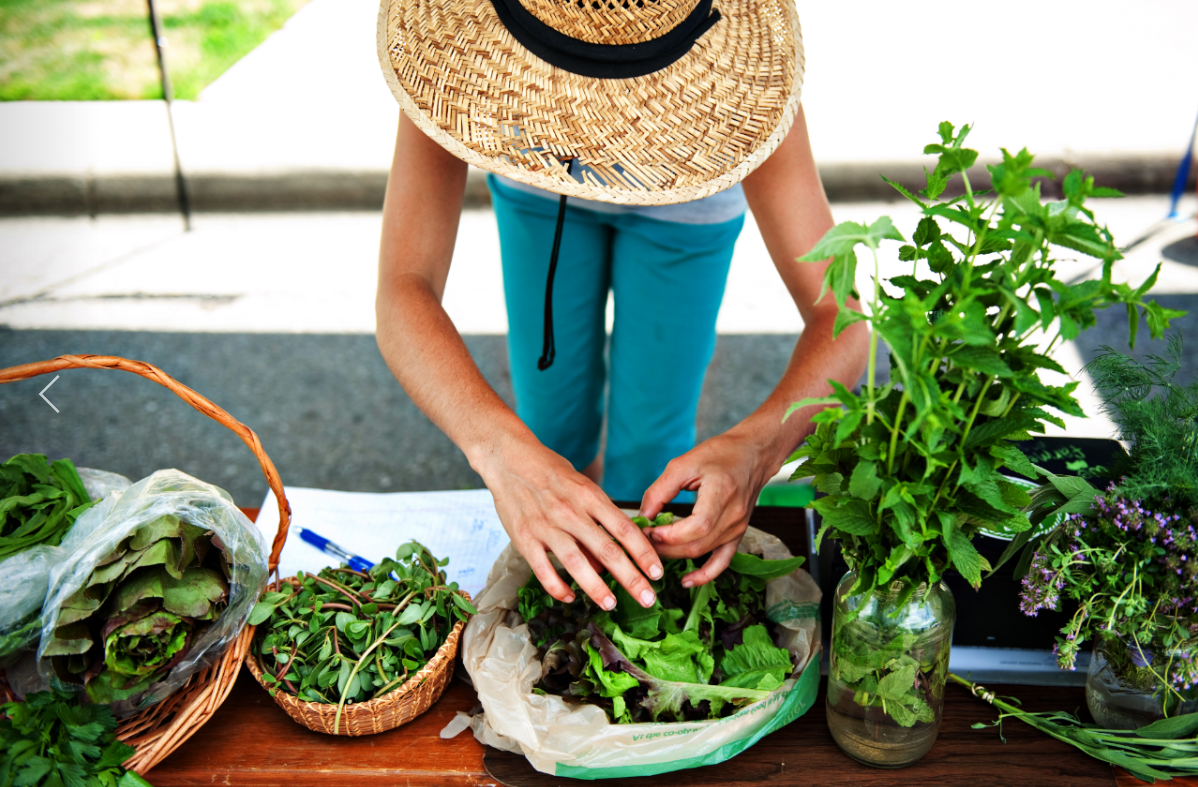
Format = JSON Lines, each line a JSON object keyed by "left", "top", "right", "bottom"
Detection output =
{"left": 245, "top": 540, "right": 477, "bottom": 736}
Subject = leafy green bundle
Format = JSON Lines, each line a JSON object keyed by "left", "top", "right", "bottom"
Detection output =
{"left": 0, "top": 689, "right": 153, "bottom": 787}
{"left": 42, "top": 515, "right": 232, "bottom": 705}
{"left": 1, "top": 454, "right": 94, "bottom": 560}
{"left": 787, "top": 122, "right": 1179, "bottom": 598}
{"left": 829, "top": 587, "right": 953, "bottom": 728}
{"left": 518, "top": 516, "right": 806, "bottom": 724}
{"left": 0, "top": 616, "right": 43, "bottom": 664}
{"left": 953, "top": 673, "right": 1198, "bottom": 783}
{"left": 1016, "top": 337, "right": 1196, "bottom": 703}
{"left": 250, "top": 541, "right": 477, "bottom": 732}
{"left": 1085, "top": 335, "right": 1198, "bottom": 512}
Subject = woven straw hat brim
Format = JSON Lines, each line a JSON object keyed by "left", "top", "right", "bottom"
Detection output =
{"left": 377, "top": 0, "right": 804, "bottom": 205}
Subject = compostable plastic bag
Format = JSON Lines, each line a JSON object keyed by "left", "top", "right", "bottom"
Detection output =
{"left": 36, "top": 469, "right": 268, "bottom": 717}
{"left": 461, "top": 526, "right": 822, "bottom": 779}
{"left": 0, "top": 468, "right": 132, "bottom": 666}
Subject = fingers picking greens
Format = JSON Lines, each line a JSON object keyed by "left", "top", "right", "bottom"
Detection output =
{"left": 519, "top": 513, "right": 803, "bottom": 724}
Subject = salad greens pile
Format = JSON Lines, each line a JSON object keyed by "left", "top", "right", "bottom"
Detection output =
{"left": 42, "top": 515, "right": 232, "bottom": 705}
{"left": 1, "top": 454, "right": 93, "bottom": 560}
{"left": 249, "top": 541, "right": 477, "bottom": 733}
{"left": 518, "top": 513, "right": 805, "bottom": 724}
{"left": 0, "top": 688, "right": 153, "bottom": 787}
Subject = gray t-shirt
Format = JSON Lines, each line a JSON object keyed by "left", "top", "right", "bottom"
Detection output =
{"left": 500, "top": 177, "right": 748, "bottom": 226}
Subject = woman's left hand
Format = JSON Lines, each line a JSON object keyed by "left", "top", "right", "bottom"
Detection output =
{"left": 640, "top": 105, "right": 871, "bottom": 587}
{"left": 638, "top": 429, "right": 773, "bottom": 588}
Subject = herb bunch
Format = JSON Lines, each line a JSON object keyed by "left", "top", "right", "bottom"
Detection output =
{"left": 42, "top": 515, "right": 232, "bottom": 705}
{"left": 787, "top": 121, "right": 1179, "bottom": 599}
{"left": 0, "top": 689, "right": 152, "bottom": 787}
{"left": 829, "top": 586, "right": 953, "bottom": 728}
{"left": 953, "top": 673, "right": 1198, "bottom": 783}
{"left": 518, "top": 514, "right": 806, "bottom": 724}
{"left": 1018, "top": 340, "right": 1197, "bottom": 709}
{"left": 1, "top": 454, "right": 93, "bottom": 560}
{"left": 1024, "top": 495, "right": 1197, "bottom": 708}
{"left": 1086, "top": 335, "right": 1198, "bottom": 511}
{"left": 250, "top": 541, "right": 477, "bottom": 733}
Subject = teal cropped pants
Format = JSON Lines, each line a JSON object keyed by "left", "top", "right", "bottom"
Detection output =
{"left": 488, "top": 175, "right": 745, "bottom": 502}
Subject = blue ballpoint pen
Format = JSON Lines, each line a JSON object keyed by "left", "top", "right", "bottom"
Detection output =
{"left": 299, "top": 528, "right": 376, "bottom": 574}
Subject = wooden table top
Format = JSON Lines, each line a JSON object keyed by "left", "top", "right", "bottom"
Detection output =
{"left": 150, "top": 669, "right": 1179, "bottom": 787}
{"left": 151, "top": 507, "right": 1188, "bottom": 787}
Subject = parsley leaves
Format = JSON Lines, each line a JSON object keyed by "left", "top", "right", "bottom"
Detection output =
{"left": 0, "top": 689, "right": 152, "bottom": 787}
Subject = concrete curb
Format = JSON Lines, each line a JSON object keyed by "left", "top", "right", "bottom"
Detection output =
{"left": 3, "top": 153, "right": 1189, "bottom": 216}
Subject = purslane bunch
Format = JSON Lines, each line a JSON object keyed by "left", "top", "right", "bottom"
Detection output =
{"left": 518, "top": 513, "right": 807, "bottom": 724}
{"left": 787, "top": 121, "right": 1180, "bottom": 601}
{"left": 250, "top": 540, "right": 477, "bottom": 733}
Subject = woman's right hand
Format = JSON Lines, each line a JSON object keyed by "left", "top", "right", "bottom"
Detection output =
{"left": 476, "top": 432, "right": 663, "bottom": 611}
{"left": 376, "top": 115, "right": 658, "bottom": 611}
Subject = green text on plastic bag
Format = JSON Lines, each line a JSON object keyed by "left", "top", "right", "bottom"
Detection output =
{"left": 553, "top": 657, "right": 820, "bottom": 780}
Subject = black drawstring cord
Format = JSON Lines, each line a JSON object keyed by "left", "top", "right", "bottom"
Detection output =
{"left": 537, "top": 159, "right": 574, "bottom": 371}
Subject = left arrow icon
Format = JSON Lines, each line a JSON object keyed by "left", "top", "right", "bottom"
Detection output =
{"left": 40, "top": 375, "right": 61, "bottom": 413}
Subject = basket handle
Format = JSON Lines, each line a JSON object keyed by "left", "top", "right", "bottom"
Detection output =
{"left": 0, "top": 355, "right": 292, "bottom": 571}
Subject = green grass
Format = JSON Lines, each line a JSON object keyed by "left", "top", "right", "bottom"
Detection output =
{"left": 0, "top": 0, "right": 310, "bottom": 101}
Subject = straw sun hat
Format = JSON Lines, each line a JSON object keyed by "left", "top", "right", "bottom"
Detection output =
{"left": 376, "top": 0, "right": 805, "bottom": 207}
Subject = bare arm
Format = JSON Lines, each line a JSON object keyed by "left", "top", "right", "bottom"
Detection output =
{"left": 640, "top": 106, "right": 869, "bottom": 584}
{"left": 376, "top": 114, "right": 662, "bottom": 609}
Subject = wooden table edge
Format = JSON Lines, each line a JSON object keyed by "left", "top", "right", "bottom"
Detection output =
{"left": 229, "top": 506, "right": 1190, "bottom": 787}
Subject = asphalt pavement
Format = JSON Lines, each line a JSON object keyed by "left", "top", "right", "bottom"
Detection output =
{"left": 0, "top": 331, "right": 813, "bottom": 505}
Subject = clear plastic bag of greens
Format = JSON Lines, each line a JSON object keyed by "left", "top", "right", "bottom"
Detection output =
{"left": 460, "top": 526, "right": 822, "bottom": 779}
{"left": 36, "top": 468, "right": 268, "bottom": 717}
{"left": 0, "top": 463, "right": 131, "bottom": 666}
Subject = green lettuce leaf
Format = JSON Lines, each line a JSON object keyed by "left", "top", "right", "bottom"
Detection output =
{"left": 727, "top": 552, "right": 806, "bottom": 580}
{"left": 718, "top": 625, "right": 793, "bottom": 690}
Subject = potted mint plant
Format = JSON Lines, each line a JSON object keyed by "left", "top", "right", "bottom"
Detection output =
{"left": 786, "top": 122, "right": 1180, "bottom": 768}
{"left": 1019, "top": 336, "right": 1197, "bottom": 729}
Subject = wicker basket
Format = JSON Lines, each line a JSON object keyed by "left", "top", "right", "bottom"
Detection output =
{"left": 245, "top": 582, "right": 468, "bottom": 736}
{"left": 0, "top": 355, "right": 292, "bottom": 774}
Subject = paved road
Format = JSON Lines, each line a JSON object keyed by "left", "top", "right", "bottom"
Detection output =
{"left": 2, "top": 196, "right": 1195, "bottom": 507}
{"left": 0, "top": 331, "right": 806, "bottom": 506}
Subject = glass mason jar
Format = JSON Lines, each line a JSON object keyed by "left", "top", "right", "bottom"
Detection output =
{"left": 826, "top": 572, "right": 956, "bottom": 768}
{"left": 1086, "top": 636, "right": 1198, "bottom": 730}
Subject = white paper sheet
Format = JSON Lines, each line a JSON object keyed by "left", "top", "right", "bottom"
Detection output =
{"left": 255, "top": 486, "right": 510, "bottom": 599}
